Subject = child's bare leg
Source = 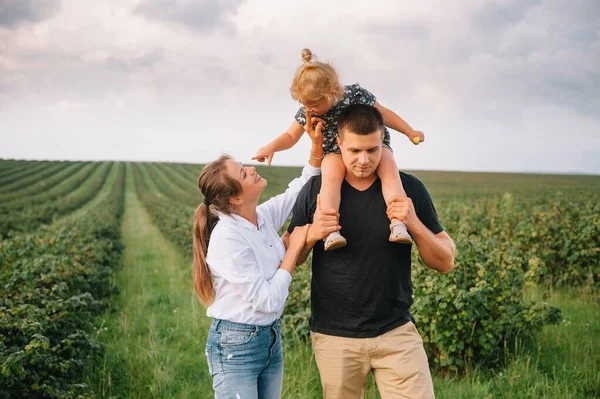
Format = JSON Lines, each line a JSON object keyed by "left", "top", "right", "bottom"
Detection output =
{"left": 320, "top": 153, "right": 347, "bottom": 251}
{"left": 377, "top": 147, "right": 413, "bottom": 244}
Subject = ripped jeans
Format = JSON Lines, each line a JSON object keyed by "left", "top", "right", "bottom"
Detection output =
{"left": 205, "top": 319, "right": 283, "bottom": 399}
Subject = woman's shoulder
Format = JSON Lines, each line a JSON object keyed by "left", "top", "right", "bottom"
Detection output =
{"left": 207, "top": 218, "right": 247, "bottom": 251}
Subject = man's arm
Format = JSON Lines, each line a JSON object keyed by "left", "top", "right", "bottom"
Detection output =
{"left": 387, "top": 196, "right": 455, "bottom": 274}
{"left": 409, "top": 222, "right": 455, "bottom": 274}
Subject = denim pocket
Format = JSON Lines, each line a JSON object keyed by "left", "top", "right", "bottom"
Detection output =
{"left": 219, "top": 330, "right": 255, "bottom": 347}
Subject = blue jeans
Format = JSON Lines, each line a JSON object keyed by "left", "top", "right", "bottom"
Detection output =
{"left": 205, "top": 319, "right": 283, "bottom": 399}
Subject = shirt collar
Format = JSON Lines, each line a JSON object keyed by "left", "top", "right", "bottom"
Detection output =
{"left": 217, "top": 211, "right": 265, "bottom": 231}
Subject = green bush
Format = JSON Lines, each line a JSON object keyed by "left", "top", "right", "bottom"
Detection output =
{"left": 412, "top": 235, "right": 561, "bottom": 372}
{"left": 0, "top": 164, "right": 125, "bottom": 398}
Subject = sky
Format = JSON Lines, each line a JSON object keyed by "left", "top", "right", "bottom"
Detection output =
{"left": 1, "top": 0, "right": 599, "bottom": 174}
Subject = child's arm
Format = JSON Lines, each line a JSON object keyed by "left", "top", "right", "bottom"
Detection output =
{"left": 374, "top": 101, "right": 425, "bottom": 144}
{"left": 252, "top": 121, "right": 305, "bottom": 165}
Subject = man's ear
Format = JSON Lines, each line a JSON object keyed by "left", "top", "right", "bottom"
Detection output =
{"left": 336, "top": 136, "right": 342, "bottom": 147}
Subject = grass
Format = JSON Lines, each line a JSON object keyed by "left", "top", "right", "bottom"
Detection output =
{"left": 86, "top": 165, "right": 212, "bottom": 398}
{"left": 430, "top": 286, "right": 600, "bottom": 399}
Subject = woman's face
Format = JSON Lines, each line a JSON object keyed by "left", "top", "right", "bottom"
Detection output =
{"left": 225, "top": 159, "right": 267, "bottom": 205}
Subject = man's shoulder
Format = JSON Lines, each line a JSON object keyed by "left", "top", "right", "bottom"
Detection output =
{"left": 399, "top": 171, "right": 421, "bottom": 185}
{"left": 296, "top": 174, "right": 321, "bottom": 204}
{"left": 399, "top": 171, "right": 429, "bottom": 197}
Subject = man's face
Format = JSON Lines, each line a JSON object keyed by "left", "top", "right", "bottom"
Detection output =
{"left": 336, "top": 129, "right": 383, "bottom": 179}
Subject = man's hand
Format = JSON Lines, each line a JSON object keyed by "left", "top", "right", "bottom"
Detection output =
{"left": 307, "top": 194, "right": 341, "bottom": 243}
{"left": 386, "top": 196, "right": 419, "bottom": 230}
{"left": 252, "top": 145, "right": 275, "bottom": 165}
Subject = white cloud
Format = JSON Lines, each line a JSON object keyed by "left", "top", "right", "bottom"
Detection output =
{"left": 48, "top": 100, "right": 92, "bottom": 112}
{"left": 0, "top": 0, "right": 598, "bottom": 173}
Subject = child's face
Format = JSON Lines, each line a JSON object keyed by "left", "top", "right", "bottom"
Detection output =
{"left": 302, "top": 96, "right": 334, "bottom": 116}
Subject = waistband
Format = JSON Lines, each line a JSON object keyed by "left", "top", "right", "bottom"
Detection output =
{"left": 210, "top": 318, "right": 279, "bottom": 333}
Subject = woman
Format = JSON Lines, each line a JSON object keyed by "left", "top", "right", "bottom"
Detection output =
{"left": 192, "top": 118, "right": 334, "bottom": 398}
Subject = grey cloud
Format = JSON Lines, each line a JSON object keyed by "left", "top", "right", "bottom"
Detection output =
{"left": 470, "top": 0, "right": 541, "bottom": 32}
{"left": 438, "top": 1, "right": 599, "bottom": 118}
{"left": 0, "top": 0, "right": 60, "bottom": 27}
{"left": 133, "top": 0, "right": 246, "bottom": 33}
{"left": 106, "top": 49, "right": 165, "bottom": 73}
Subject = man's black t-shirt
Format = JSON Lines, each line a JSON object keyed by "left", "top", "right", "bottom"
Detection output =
{"left": 287, "top": 172, "right": 443, "bottom": 338}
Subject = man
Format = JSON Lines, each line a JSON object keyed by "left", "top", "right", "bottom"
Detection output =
{"left": 284, "top": 104, "right": 455, "bottom": 398}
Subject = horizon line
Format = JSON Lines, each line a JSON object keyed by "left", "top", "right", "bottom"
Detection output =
{"left": 1, "top": 156, "right": 599, "bottom": 177}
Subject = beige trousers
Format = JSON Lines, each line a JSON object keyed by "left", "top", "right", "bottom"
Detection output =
{"left": 311, "top": 321, "right": 435, "bottom": 399}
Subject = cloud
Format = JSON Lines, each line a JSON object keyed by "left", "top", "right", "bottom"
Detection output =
{"left": 48, "top": 99, "right": 91, "bottom": 112}
{"left": 105, "top": 48, "right": 165, "bottom": 73}
{"left": 0, "top": 0, "right": 598, "bottom": 173}
{"left": 0, "top": 0, "right": 60, "bottom": 27}
{"left": 134, "top": 0, "right": 247, "bottom": 33}
{"left": 356, "top": 0, "right": 600, "bottom": 121}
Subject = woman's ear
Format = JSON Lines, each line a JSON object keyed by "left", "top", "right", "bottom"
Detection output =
{"left": 229, "top": 196, "right": 243, "bottom": 207}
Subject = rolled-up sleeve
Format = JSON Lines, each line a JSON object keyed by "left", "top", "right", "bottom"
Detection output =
{"left": 208, "top": 233, "right": 292, "bottom": 314}
{"left": 258, "top": 163, "right": 320, "bottom": 231}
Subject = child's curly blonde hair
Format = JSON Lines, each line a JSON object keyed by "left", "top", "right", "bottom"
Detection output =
{"left": 290, "top": 49, "right": 345, "bottom": 104}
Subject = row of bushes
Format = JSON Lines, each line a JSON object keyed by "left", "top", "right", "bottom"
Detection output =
{"left": 0, "top": 162, "right": 55, "bottom": 189}
{"left": 0, "top": 163, "right": 126, "bottom": 398}
{"left": 0, "top": 163, "right": 112, "bottom": 238}
{"left": 0, "top": 162, "right": 75, "bottom": 196}
{"left": 131, "top": 163, "right": 195, "bottom": 253}
{"left": 0, "top": 163, "right": 86, "bottom": 204}
{"left": 439, "top": 192, "right": 600, "bottom": 287}
{"left": 0, "top": 160, "right": 30, "bottom": 175}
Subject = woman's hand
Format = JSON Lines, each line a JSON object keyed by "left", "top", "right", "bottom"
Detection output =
{"left": 288, "top": 224, "right": 310, "bottom": 253}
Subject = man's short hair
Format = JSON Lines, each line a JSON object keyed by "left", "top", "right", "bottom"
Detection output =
{"left": 337, "top": 104, "right": 384, "bottom": 138}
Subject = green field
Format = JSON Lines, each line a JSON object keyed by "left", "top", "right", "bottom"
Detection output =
{"left": 0, "top": 159, "right": 598, "bottom": 398}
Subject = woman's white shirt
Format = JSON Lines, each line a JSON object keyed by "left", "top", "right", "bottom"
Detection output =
{"left": 205, "top": 163, "right": 320, "bottom": 325}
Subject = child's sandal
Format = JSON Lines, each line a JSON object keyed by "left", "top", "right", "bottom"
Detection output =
{"left": 324, "top": 231, "right": 347, "bottom": 251}
{"left": 389, "top": 221, "right": 413, "bottom": 244}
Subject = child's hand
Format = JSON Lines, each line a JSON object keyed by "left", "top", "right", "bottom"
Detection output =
{"left": 408, "top": 130, "right": 425, "bottom": 145}
{"left": 304, "top": 109, "right": 325, "bottom": 148}
{"left": 252, "top": 146, "right": 275, "bottom": 165}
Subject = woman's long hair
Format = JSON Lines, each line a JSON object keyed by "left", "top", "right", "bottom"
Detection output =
{"left": 192, "top": 155, "right": 242, "bottom": 306}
